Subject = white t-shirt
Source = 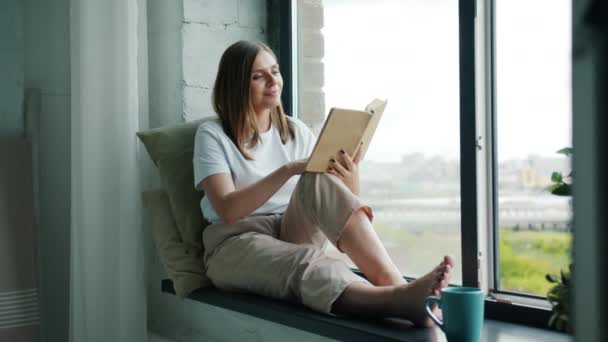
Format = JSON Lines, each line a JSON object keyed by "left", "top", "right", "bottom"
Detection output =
{"left": 193, "top": 117, "right": 317, "bottom": 224}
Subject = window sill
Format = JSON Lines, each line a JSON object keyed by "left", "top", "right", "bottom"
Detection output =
{"left": 161, "top": 279, "right": 572, "bottom": 342}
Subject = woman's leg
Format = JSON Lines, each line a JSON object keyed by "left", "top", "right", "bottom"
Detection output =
{"left": 332, "top": 257, "right": 453, "bottom": 327}
{"left": 280, "top": 173, "right": 454, "bottom": 323}
{"left": 205, "top": 226, "right": 372, "bottom": 315}
{"left": 279, "top": 172, "right": 390, "bottom": 279}
{"left": 337, "top": 208, "right": 406, "bottom": 286}
{"left": 284, "top": 173, "right": 452, "bottom": 287}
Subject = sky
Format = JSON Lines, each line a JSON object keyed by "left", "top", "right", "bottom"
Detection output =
{"left": 319, "top": 0, "right": 572, "bottom": 163}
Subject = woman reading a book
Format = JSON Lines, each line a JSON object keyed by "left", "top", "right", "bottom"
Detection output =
{"left": 194, "top": 40, "right": 453, "bottom": 326}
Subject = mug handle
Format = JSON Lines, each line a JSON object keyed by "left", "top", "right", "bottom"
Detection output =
{"left": 423, "top": 296, "right": 443, "bottom": 330}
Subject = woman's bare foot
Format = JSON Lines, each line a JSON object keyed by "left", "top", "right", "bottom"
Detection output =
{"left": 391, "top": 255, "right": 454, "bottom": 327}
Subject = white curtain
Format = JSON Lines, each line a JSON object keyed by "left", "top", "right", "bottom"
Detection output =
{"left": 70, "top": 0, "right": 149, "bottom": 341}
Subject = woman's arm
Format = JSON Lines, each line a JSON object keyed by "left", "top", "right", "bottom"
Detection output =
{"left": 201, "top": 159, "right": 307, "bottom": 224}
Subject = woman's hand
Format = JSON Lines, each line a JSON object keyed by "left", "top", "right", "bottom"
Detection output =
{"left": 285, "top": 158, "right": 309, "bottom": 176}
{"left": 327, "top": 144, "right": 362, "bottom": 195}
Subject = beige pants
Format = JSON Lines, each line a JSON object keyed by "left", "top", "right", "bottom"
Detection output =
{"left": 202, "top": 173, "right": 373, "bottom": 314}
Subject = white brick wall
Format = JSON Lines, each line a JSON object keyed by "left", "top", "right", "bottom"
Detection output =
{"left": 299, "top": 0, "right": 323, "bottom": 30}
{"left": 182, "top": 24, "right": 264, "bottom": 89}
{"left": 237, "top": 0, "right": 267, "bottom": 29}
{"left": 300, "top": 90, "right": 325, "bottom": 124}
{"left": 183, "top": 0, "right": 266, "bottom": 28}
{"left": 180, "top": 0, "right": 325, "bottom": 125}
{"left": 181, "top": 0, "right": 266, "bottom": 121}
{"left": 298, "top": 0, "right": 325, "bottom": 132}
{"left": 148, "top": 0, "right": 268, "bottom": 336}
{"left": 183, "top": 0, "right": 238, "bottom": 25}
{"left": 300, "top": 60, "right": 324, "bottom": 89}
{"left": 301, "top": 31, "right": 324, "bottom": 58}
{"left": 183, "top": 85, "right": 213, "bottom": 122}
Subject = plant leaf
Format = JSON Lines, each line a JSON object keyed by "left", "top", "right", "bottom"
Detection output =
{"left": 557, "top": 147, "right": 573, "bottom": 156}
{"left": 550, "top": 183, "right": 572, "bottom": 196}
{"left": 551, "top": 172, "right": 563, "bottom": 183}
{"left": 549, "top": 313, "right": 557, "bottom": 327}
{"left": 561, "top": 270, "right": 570, "bottom": 286}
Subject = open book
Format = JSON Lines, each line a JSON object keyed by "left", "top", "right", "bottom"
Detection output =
{"left": 305, "top": 99, "right": 387, "bottom": 173}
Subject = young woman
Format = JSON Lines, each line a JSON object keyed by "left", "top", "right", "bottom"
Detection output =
{"left": 193, "top": 40, "right": 453, "bottom": 326}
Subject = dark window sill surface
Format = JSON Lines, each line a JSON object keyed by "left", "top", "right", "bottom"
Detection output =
{"left": 162, "top": 279, "right": 572, "bottom": 342}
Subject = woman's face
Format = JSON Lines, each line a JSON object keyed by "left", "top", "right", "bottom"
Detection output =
{"left": 249, "top": 50, "right": 283, "bottom": 115}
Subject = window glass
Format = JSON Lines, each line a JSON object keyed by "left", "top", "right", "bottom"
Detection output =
{"left": 298, "top": 0, "right": 462, "bottom": 283}
{"left": 495, "top": 0, "right": 572, "bottom": 296}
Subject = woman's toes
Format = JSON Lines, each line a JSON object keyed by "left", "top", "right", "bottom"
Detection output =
{"left": 435, "top": 266, "right": 447, "bottom": 276}
{"left": 430, "top": 281, "right": 442, "bottom": 292}
{"left": 431, "top": 275, "right": 450, "bottom": 293}
{"left": 443, "top": 266, "right": 453, "bottom": 280}
{"left": 444, "top": 255, "right": 455, "bottom": 267}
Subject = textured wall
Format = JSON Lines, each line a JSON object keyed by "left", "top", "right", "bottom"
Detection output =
{"left": 181, "top": 0, "right": 266, "bottom": 121}
{"left": 298, "top": 0, "right": 325, "bottom": 130}
{"left": 146, "top": 1, "right": 267, "bottom": 339}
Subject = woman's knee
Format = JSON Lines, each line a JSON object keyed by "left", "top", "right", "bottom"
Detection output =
{"left": 295, "top": 173, "right": 350, "bottom": 209}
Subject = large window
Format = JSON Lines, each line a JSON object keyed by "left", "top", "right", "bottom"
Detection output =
{"left": 494, "top": 0, "right": 572, "bottom": 297}
{"left": 298, "top": 0, "right": 463, "bottom": 284}
{"left": 289, "top": 0, "right": 572, "bottom": 324}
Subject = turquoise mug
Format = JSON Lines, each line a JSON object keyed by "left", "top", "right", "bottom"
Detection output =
{"left": 424, "top": 287, "right": 484, "bottom": 342}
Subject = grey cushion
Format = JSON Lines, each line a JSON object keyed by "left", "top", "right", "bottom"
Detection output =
{"left": 137, "top": 118, "right": 216, "bottom": 295}
{"left": 136, "top": 119, "right": 211, "bottom": 250}
{"left": 142, "top": 189, "right": 212, "bottom": 297}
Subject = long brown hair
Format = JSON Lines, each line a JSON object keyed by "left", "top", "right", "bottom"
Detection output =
{"left": 212, "top": 40, "right": 294, "bottom": 160}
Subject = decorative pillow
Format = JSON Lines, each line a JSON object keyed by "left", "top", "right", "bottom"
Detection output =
{"left": 136, "top": 119, "right": 212, "bottom": 250}
{"left": 142, "top": 189, "right": 212, "bottom": 297}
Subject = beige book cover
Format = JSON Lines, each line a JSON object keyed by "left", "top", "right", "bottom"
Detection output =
{"left": 305, "top": 99, "right": 387, "bottom": 173}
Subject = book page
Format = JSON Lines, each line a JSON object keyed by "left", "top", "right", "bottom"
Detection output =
{"left": 358, "top": 99, "right": 387, "bottom": 160}
{"left": 305, "top": 108, "right": 371, "bottom": 172}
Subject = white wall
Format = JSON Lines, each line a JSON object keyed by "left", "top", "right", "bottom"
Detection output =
{"left": 147, "top": 0, "right": 267, "bottom": 128}
{"left": 0, "top": 0, "right": 24, "bottom": 137}
{"left": 181, "top": 0, "right": 266, "bottom": 122}
{"left": 22, "top": 1, "right": 71, "bottom": 342}
{"left": 147, "top": 0, "right": 183, "bottom": 128}
{"left": 298, "top": 0, "right": 326, "bottom": 130}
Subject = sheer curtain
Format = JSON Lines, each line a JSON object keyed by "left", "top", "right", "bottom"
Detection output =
{"left": 70, "top": 0, "right": 149, "bottom": 341}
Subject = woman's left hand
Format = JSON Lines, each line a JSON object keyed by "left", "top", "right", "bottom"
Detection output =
{"left": 327, "top": 144, "right": 362, "bottom": 195}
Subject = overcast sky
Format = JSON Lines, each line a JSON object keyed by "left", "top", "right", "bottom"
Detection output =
{"left": 320, "top": 0, "right": 572, "bottom": 163}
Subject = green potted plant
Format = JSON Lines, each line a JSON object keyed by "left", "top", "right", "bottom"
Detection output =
{"left": 545, "top": 264, "right": 572, "bottom": 332}
{"left": 547, "top": 147, "right": 572, "bottom": 196}
{"left": 545, "top": 147, "right": 573, "bottom": 333}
